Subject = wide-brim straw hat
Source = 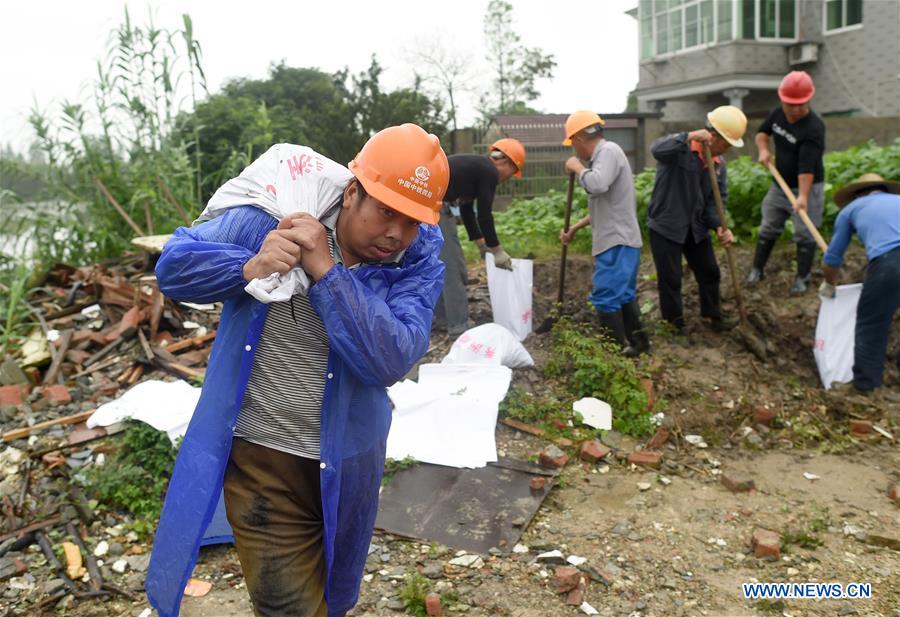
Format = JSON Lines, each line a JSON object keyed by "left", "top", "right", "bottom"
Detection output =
{"left": 833, "top": 173, "right": 900, "bottom": 208}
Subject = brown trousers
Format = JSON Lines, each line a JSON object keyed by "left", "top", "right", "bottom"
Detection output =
{"left": 223, "top": 438, "right": 328, "bottom": 617}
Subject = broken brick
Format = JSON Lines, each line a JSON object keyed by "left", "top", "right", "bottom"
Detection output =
{"left": 753, "top": 405, "right": 776, "bottom": 426}
{"left": 551, "top": 418, "right": 567, "bottom": 431}
{"left": 721, "top": 473, "right": 756, "bottom": 494}
{"left": 43, "top": 384, "right": 72, "bottom": 405}
{"left": 529, "top": 476, "right": 547, "bottom": 491}
{"left": 751, "top": 528, "right": 781, "bottom": 559}
{"left": 646, "top": 427, "right": 669, "bottom": 450}
{"left": 539, "top": 445, "right": 569, "bottom": 469}
{"left": 556, "top": 437, "right": 574, "bottom": 448}
{"left": 565, "top": 582, "right": 586, "bottom": 606}
{"left": 627, "top": 451, "right": 662, "bottom": 469}
{"left": 579, "top": 440, "right": 611, "bottom": 463}
{"left": 425, "top": 592, "right": 443, "bottom": 616}
{"left": 849, "top": 420, "right": 873, "bottom": 436}
{"left": 0, "top": 384, "right": 30, "bottom": 407}
{"left": 553, "top": 566, "right": 582, "bottom": 593}
{"left": 888, "top": 483, "right": 899, "bottom": 504}
{"left": 639, "top": 378, "right": 655, "bottom": 411}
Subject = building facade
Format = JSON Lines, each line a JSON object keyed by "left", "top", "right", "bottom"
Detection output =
{"left": 631, "top": 0, "right": 900, "bottom": 123}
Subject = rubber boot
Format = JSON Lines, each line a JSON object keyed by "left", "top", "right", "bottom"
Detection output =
{"left": 597, "top": 310, "right": 635, "bottom": 356}
{"left": 621, "top": 300, "right": 651, "bottom": 356}
{"left": 746, "top": 236, "right": 777, "bottom": 285}
{"left": 790, "top": 242, "right": 817, "bottom": 295}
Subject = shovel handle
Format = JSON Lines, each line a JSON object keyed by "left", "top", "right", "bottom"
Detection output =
{"left": 556, "top": 173, "right": 576, "bottom": 305}
{"left": 766, "top": 164, "right": 829, "bottom": 253}
{"left": 702, "top": 143, "right": 749, "bottom": 325}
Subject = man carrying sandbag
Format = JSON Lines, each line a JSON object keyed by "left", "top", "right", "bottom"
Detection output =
{"left": 747, "top": 71, "right": 826, "bottom": 294}
{"left": 819, "top": 173, "right": 900, "bottom": 393}
{"left": 436, "top": 138, "right": 526, "bottom": 334}
{"left": 646, "top": 106, "right": 746, "bottom": 334}
{"left": 147, "top": 124, "right": 450, "bottom": 617}
{"left": 559, "top": 110, "right": 649, "bottom": 356}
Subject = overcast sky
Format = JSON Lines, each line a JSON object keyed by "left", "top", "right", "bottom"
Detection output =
{"left": 0, "top": 0, "right": 639, "bottom": 153}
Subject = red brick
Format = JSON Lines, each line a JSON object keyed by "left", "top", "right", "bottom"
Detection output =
{"left": 721, "top": 473, "right": 756, "bottom": 494}
{"left": 529, "top": 476, "right": 547, "bottom": 491}
{"left": 551, "top": 418, "right": 567, "bottom": 430}
{"left": 627, "top": 451, "right": 662, "bottom": 469}
{"left": 153, "top": 331, "right": 175, "bottom": 346}
{"left": 102, "top": 306, "right": 144, "bottom": 343}
{"left": 579, "top": 440, "right": 611, "bottom": 463}
{"left": 556, "top": 437, "right": 574, "bottom": 448}
{"left": 43, "top": 384, "right": 71, "bottom": 405}
{"left": 0, "top": 384, "right": 30, "bottom": 407}
{"left": 425, "top": 592, "right": 443, "bottom": 616}
{"left": 539, "top": 445, "right": 569, "bottom": 469}
{"left": 639, "top": 378, "right": 655, "bottom": 411}
{"left": 553, "top": 566, "right": 581, "bottom": 593}
{"left": 849, "top": 420, "right": 873, "bottom": 436}
{"left": 888, "top": 483, "right": 899, "bottom": 503}
{"left": 753, "top": 405, "right": 776, "bottom": 426}
{"left": 646, "top": 427, "right": 669, "bottom": 450}
{"left": 751, "top": 529, "right": 781, "bottom": 559}
{"left": 565, "top": 583, "right": 585, "bottom": 606}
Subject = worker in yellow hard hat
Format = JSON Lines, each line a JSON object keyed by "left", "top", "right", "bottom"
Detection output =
{"left": 560, "top": 111, "right": 649, "bottom": 356}
{"left": 436, "top": 138, "right": 526, "bottom": 335}
{"left": 646, "top": 105, "right": 747, "bottom": 334}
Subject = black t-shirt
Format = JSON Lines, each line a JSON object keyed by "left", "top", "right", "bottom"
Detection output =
{"left": 444, "top": 154, "right": 500, "bottom": 247}
{"left": 757, "top": 107, "right": 825, "bottom": 187}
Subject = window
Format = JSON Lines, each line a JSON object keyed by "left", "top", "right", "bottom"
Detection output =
{"left": 639, "top": 0, "right": 797, "bottom": 58}
{"left": 826, "top": 0, "right": 863, "bottom": 31}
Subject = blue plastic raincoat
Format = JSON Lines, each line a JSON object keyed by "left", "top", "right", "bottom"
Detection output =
{"left": 145, "top": 205, "right": 444, "bottom": 616}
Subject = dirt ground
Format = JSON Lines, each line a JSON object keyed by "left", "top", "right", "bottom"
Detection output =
{"left": 14, "top": 243, "right": 900, "bottom": 617}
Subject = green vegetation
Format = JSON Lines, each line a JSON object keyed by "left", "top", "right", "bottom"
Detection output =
{"left": 83, "top": 421, "right": 179, "bottom": 535}
{"left": 399, "top": 573, "right": 432, "bottom": 617}
{"left": 382, "top": 456, "right": 418, "bottom": 487}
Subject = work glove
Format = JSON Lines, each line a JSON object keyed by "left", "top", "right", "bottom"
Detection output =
{"left": 477, "top": 243, "right": 489, "bottom": 258}
{"left": 492, "top": 248, "right": 513, "bottom": 271}
{"left": 818, "top": 281, "right": 836, "bottom": 299}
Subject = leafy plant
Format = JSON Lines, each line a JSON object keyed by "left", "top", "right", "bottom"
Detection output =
{"left": 382, "top": 456, "right": 417, "bottom": 486}
{"left": 546, "top": 317, "right": 653, "bottom": 437}
{"left": 84, "top": 420, "right": 179, "bottom": 531}
{"left": 399, "top": 573, "right": 432, "bottom": 617}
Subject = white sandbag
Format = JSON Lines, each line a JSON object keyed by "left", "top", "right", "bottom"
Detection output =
{"left": 442, "top": 323, "right": 534, "bottom": 368}
{"left": 814, "top": 283, "right": 862, "bottom": 389}
{"left": 485, "top": 253, "right": 533, "bottom": 341}
{"left": 195, "top": 144, "right": 353, "bottom": 303}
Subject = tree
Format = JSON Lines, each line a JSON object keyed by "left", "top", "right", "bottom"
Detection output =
{"left": 480, "top": 0, "right": 556, "bottom": 121}
{"left": 406, "top": 39, "right": 474, "bottom": 131}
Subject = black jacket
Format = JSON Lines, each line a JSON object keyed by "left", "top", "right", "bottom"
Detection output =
{"left": 647, "top": 133, "right": 727, "bottom": 244}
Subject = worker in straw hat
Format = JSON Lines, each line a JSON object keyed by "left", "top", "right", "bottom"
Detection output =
{"left": 646, "top": 105, "right": 747, "bottom": 334}
{"left": 747, "top": 70, "right": 826, "bottom": 294}
{"left": 559, "top": 110, "right": 649, "bottom": 356}
{"left": 148, "top": 124, "right": 450, "bottom": 617}
{"left": 820, "top": 173, "right": 900, "bottom": 393}
{"left": 436, "top": 138, "right": 526, "bottom": 335}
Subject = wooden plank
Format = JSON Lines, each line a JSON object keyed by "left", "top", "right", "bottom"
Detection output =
{"left": 165, "top": 330, "right": 217, "bottom": 353}
{"left": 3, "top": 410, "right": 95, "bottom": 443}
{"left": 499, "top": 417, "right": 546, "bottom": 437}
{"left": 42, "top": 329, "right": 74, "bottom": 386}
{"left": 0, "top": 515, "right": 62, "bottom": 542}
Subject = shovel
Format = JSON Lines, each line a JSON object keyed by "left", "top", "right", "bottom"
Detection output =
{"left": 766, "top": 163, "right": 830, "bottom": 252}
{"left": 536, "top": 173, "right": 576, "bottom": 334}
{"left": 702, "top": 144, "right": 767, "bottom": 361}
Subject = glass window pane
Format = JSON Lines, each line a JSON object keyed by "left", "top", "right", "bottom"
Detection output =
{"left": 760, "top": 0, "right": 777, "bottom": 37}
{"left": 741, "top": 0, "right": 755, "bottom": 38}
{"left": 641, "top": 16, "right": 654, "bottom": 58}
{"left": 717, "top": 0, "right": 733, "bottom": 41}
{"left": 826, "top": 0, "right": 842, "bottom": 30}
{"left": 779, "top": 0, "right": 795, "bottom": 37}
{"left": 656, "top": 13, "right": 670, "bottom": 53}
{"left": 685, "top": 3, "right": 698, "bottom": 46}
{"left": 671, "top": 9, "right": 683, "bottom": 49}
{"left": 847, "top": 0, "right": 863, "bottom": 25}
{"left": 701, "top": 0, "right": 714, "bottom": 43}
{"left": 656, "top": 0, "right": 671, "bottom": 13}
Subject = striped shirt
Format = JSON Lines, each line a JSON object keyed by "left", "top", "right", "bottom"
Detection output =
{"left": 233, "top": 208, "right": 342, "bottom": 460}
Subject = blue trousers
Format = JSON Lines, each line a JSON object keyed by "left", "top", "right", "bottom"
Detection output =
{"left": 590, "top": 245, "right": 640, "bottom": 313}
{"left": 854, "top": 246, "right": 900, "bottom": 390}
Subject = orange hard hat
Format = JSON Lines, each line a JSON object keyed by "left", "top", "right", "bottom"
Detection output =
{"left": 562, "top": 110, "right": 605, "bottom": 146}
{"left": 348, "top": 124, "right": 449, "bottom": 225}
{"left": 490, "top": 138, "right": 526, "bottom": 177}
{"left": 778, "top": 71, "right": 815, "bottom": 104}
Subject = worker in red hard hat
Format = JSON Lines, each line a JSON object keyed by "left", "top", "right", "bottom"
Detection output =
{"left": 748, "top": 70, "right": 826, "bottom": 295}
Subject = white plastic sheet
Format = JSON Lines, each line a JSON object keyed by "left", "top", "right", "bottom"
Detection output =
{"left": 814, "top": 283, "right": 862, "bottom": 389}
{"left": 196, "top": 144, "right": 353, "bottom": 303}
{"left": 87, "top": 379, "right": 201, "bottom": 443}
{"left": 485, "top": 253, "right": 533, "bottom": 341}
{"left": 386, "top": 363, "right": 512, "bottom": 468}
{"left": 441, "top": 323, "right": 534, "bottom": 369}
